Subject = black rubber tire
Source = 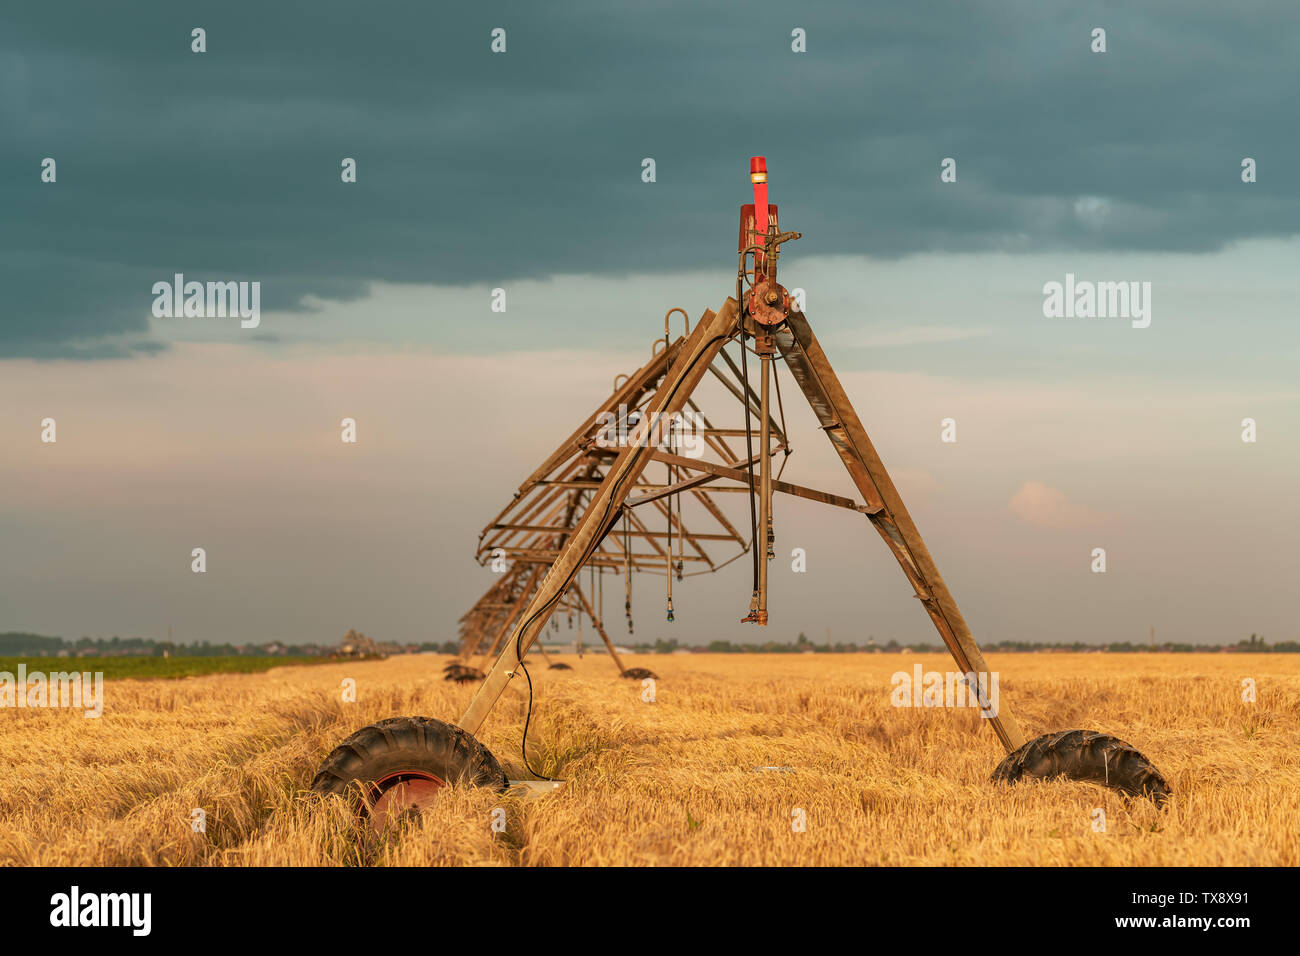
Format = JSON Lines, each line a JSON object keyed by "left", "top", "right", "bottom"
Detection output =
{"left": 991, "top": 729, "right": 1171, "bottom": 807}
{"left": 621, "top": 667, "right": 657, "bottom": 680}
{"left": 311, "top": 716, "right": 507, "bottom": 799}
{"left": 445, "top": 669, "right": 484, "bottom": 683}
{"left": 548, "top": 662, "right": 573, "bottom": 670}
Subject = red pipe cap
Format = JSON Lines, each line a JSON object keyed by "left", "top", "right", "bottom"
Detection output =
{"left": 750, "top": 156, "right": 767, "bottom": 175}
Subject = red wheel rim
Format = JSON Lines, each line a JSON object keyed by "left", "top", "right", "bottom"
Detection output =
{"left": 367, "top": 771, "right": 446, "bottom": 831}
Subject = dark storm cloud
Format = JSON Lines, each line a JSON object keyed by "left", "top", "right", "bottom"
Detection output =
{"left": 3, "top": 0, "right": 1297, "bottom": 356}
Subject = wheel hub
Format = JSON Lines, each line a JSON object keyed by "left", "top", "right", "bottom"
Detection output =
{"left": 367, "top": 770, "right": 446, "bottom": 830}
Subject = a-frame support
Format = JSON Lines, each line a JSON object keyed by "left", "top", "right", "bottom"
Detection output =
{"left": 772, "top": 311, "right": 1027, "bottom": 753}
{"left": 458, "top": 302, "right": 737, "bottom": 732}
{"left": 457, "top": 296, "right": 1027, "bottom": 755}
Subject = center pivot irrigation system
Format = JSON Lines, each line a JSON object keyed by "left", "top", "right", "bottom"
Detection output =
{"left": 312, "top": 159, "right": 1171, "bottom": 826}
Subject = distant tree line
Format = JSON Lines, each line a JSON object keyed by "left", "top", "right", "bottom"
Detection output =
{"left": 634, "top": 632, "right": 1300, "bottom": 654}
{"left": 0, "top": 632, "right": 460, "bottom": 658}
{"left": 4, "top": 630, "right": 1295, "bottom": 658}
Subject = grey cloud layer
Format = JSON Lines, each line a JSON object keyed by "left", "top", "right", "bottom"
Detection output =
{"left": 3, "top": 0, "right": 1297, "bottom": 355}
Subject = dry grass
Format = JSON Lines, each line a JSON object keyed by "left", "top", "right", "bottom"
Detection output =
{"left": 1, "top": 652, "right": 1296, "bottom": 866}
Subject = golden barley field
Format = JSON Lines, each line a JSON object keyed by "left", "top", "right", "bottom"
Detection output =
{"left": 1, "top": 652, "right": 1296, "bottom": 866}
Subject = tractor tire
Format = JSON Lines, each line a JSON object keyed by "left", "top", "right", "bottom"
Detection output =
{"left": 312, "top": 717, "right": 507, "bottom": 823}
{"left": 621, "top": 667, "right": 657, "bottom": 680}
{"left": 445, "top": 669, "right": 485, "bottom": 683}
{"left": 991, "top": 729, "right": 1171, "bottom": 807}
{"left": 548, "top": 662, "right": 573, "bottom": 670}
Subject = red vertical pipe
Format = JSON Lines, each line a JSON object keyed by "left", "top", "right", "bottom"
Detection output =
{"left": 751, "top": 156, "right": 769, "bottom": 235}
{"left": 750, "top": 156, "right": 769, "bottom": 279}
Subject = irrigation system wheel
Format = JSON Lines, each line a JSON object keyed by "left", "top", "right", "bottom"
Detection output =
{"left": 443, "top": 661, "right": 486, "bottom": 682}
{"left": 312, "top": 716, "right": 507, "bottom": 829}
{"left": 991, "top": 729, "right": 1171, "bottom": 806}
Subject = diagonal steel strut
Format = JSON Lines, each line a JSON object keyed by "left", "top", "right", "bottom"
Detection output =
{"left": 457, "top": 300, "right": 739, "bottom": 734}
{"left": 772, "top": 311, "right": 1027, "bottom": 753}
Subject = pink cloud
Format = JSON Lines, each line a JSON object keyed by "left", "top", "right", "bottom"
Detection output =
{"left": 1008, "top": 480, "right": 1108, "bottom": 530}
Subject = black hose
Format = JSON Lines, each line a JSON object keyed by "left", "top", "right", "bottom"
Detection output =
{"left": 514, "top": 330, "right": 733, "bottom": 776}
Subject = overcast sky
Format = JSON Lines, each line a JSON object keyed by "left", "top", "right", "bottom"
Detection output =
{"left": 2, "top": 2, "right": 1297, "bottom": 647}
